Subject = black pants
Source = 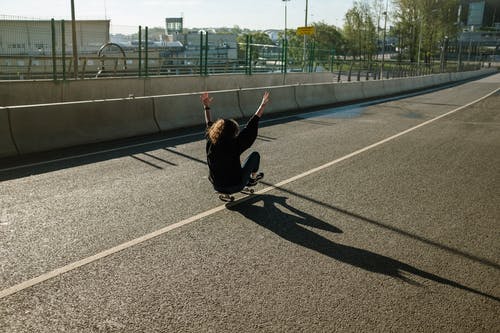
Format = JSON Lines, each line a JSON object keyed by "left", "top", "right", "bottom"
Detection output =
{"left": 214, "top": 151, "right": 260, "bottom": 194}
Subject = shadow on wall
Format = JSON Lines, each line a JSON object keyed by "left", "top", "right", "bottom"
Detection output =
{"left": 227, "top": 194, "right": 499, "bottom": 302}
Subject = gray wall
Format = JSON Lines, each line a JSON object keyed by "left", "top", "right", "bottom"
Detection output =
{"left": 0, "top": 68, "right": 496, "bottom": 158}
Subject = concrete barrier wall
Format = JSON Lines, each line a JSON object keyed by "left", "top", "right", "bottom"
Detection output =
{"left": 0, "top": 107, "right": 18, "bottom": 158}
{"left": 295, "top": 83, "right": 337, "bottom": 109}
{"left": 284, "top": 72, "right": 337, "bottom": 85}
{"left": 62, "top": 77, "right": 145, "bottom": 102}
{"left": 1, "top": 68, "right": 496, "bottom": 157}
{"left": 9, "top": 97, "right": 158, "bottom": 154}
{"left": 411, "top": 76, "right": 427, "bottom": 90}
{"left": 449, "top": 72, "right": 461, "bottom": 82}
{"left": 333, "top": 81, "right": 365, "bottom": 103}
{"left": 1, "top": 69, "right": 496, "bottom": 107}
{"left": 382, "top": 79, "right": 403, "bottom": 96}
{"left": 0, "top": 80, "right": 63, "bottom": 107}
{"left": 433, "top": 73, "right": 450, "bottom": 86}
{"left": 154, "top": 90, "right": 242, "bottom": 131}
{"left": 0, "top": 72, "right": 337, "bottom": 107}
{"left": 361, "top": 81, "right": 385, "bottom": 99}
{"left": 208, "top": 74, "right": 283, "bottom": 91}
{"left": 239, "top": 86, "right": 298, "bottom": 117}
{"left": 421, "top": 75, "right": 435, "bottom": 88}
{"left": 147, "top": 76, "right": 206, "bottom": 97}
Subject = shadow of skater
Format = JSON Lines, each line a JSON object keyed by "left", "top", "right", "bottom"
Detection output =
{"left": 228, "top": 194, "right": 499, "bottom": 302}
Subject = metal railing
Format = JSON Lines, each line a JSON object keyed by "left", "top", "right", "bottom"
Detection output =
{"left": 0, "top": 17, "right": 495, "bottom": 81}
{"left": 0, "top": 53, "right": 488, "bottom": 81}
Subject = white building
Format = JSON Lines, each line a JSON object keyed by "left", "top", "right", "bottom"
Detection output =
{"left": 0, "top": 19, "right": 110, "bottom": 56}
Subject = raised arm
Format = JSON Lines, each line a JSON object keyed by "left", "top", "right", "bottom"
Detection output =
{"left": 255, "top": 91, "right": 270, "bottom": 118}
{"left": 200, "top": 92, "right": 214, "bottom": 125}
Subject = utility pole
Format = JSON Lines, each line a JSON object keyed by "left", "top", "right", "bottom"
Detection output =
{"left": 282, "top": 0, "right": 291, "bottom": 75}
{"left": 71, "top": 0, "right": 78, "bottom": 79}
{"left": 283, "top": 0, "right": 290, "bottom": 42}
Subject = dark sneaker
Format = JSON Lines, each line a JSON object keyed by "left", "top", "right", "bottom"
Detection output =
{"left": 247, "top": 172, "right": 264, "bottom": 187}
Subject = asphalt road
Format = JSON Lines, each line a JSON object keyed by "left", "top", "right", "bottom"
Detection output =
{"left": 1, "top": 74, "right": 499, "bottom": 332}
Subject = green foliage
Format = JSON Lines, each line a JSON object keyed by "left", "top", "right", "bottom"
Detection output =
{"left": 343, "top": 1, "right": 378, "bottom": 60}
{"left": 275, "top": 22, "right": 344, "bottom": 68}
{"left": 313, "top": 22, "right": 345, "bottom": 57}
{"left": 236, "top": 32, "right": 275, "bottom": 60}
{"left": 392, "top": 0, "right": 460, "bottom": 62}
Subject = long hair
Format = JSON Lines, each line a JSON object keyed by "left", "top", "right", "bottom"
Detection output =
{"left": 207, "top": 118, "right": 239, "bottom": 144}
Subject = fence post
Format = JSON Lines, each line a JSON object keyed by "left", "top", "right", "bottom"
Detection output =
{"left": 205, "top": 31, "right": 209, "bottom": 76}
{"left": 138, "top": 26, "right": 142, "bottom": 77}
{"left": 457, "top": 41, "right": 462, "bottom": 72}
{"left": 330, "top": 49, "right": 335, "bottom": 73}
{"left": 51, "top": 19, "right": 57, "bottom": 81}
{"left": 284, "top": 38, "right": 288, "bottom": 74}
{"left": 145, "top": 26, "right": 149, "bottom": 77}
{"left": 308, "top": 40, "right": 315, "bottom": 72}
{"left": 244, "top": 35, "right": 249, "bottom": 74}
{"left": 348, "top": 61, "right": 354, "bottom": 81}
{"left": 61, "top": 20, "right": 66, "bottom": 80}
{"left": 199, "top": 31, "right": 203, "bottom": 75}
{"left": 248, "top": 35, "right": 253, "bottom": 75}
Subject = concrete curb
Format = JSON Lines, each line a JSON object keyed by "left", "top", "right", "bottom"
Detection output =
{"left": 9, "top": 97, "right": 158, "bottom": 154}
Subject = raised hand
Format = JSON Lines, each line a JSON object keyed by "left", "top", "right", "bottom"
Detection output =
{"left": 255, "top": 91, "right": 270, "bottom": 117}
{"left": 200, "top": 92, "right": 214, "bottom": 108}
{"left": 260, "top": 91, "right": 270, "bottom": 107}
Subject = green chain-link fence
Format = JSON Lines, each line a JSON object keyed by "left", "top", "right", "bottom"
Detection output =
{"left": 0, "top": 16, "right": 492, "bottom": 81}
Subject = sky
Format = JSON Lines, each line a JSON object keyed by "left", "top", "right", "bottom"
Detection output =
{"left": 1, "top": 0, "right": 355, "bottom": 32}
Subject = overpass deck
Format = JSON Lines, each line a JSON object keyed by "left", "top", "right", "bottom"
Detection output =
{"left": 1, "top": 74, "right": 499, "bottom": 332}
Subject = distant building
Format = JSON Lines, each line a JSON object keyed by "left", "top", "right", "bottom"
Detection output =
{"left": 467, "top": 1, "right": 486, "bottom": 27}
{"left": 457, "top": 0, "right": 500, "bottom": 47}
{"left": 459, "top": 0, "right": 500, "bottom": 30}
{"left": 181, "top": 30, "right": 238, "bottom": 62}
{"left": 165, "top": 17, "right": 183, "bottom": 41}
{"left": 0, "top": 18, "right": 110, "bottom": 56}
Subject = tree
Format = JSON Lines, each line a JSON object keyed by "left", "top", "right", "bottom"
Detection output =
{"left": 343, "top": 1, "right": 378, "bottom": 60}
{"left": 236, "top": 32, "right": 275, "bottom": 61}
{"left": 312, "top": 22, "right": 345, "bottom": 60}
{"left": 275, "top": 22, "right": 345, "bottom": 69}
{"left": 392, "top": 0, "right": 460, "bottom": 63}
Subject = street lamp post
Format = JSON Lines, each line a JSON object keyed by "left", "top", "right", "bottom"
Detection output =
{"left": 283, "top": 0, "right": 291, "bottom": 41}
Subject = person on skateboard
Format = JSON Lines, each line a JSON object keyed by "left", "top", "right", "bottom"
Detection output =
{"left": 202, "top": 91, "right": 270, "bottom": 194}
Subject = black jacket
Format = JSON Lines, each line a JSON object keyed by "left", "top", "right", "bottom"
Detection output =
{"left": 206, "top": 115, "right": 260, "bottom": 187}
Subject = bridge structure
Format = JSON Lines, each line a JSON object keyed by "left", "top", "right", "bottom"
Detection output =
{"left": 0, "top": 69, "right": 499, "bottom": 332}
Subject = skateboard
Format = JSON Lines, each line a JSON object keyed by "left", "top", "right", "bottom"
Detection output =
{"left": 217, "top": 186, "right": 256, "bottom": 202}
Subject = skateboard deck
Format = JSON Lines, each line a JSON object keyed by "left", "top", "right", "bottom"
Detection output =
{"left": 217, "top": 186, "right": 255, "bottom": 202}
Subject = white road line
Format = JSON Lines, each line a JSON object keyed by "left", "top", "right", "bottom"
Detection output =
{"left": 0, "top": 87, "right": 498, "bottom": 300}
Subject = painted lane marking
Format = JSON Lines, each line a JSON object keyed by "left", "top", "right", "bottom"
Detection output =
{"left": 0, "top": 87, "right": 498, "bottom": 299}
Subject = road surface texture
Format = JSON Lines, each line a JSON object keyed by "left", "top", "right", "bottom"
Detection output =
{"left": 1, "top": 74, "right": 499, "bottom": 332}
